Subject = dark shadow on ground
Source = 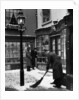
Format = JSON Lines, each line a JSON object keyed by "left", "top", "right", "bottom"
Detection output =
{"left": 5, "top": 86, "right": 68, "bottom": 91}
{"left": 25, "top": 86, "right": 68, "bottom": 91}
{"left": 5, "top": 87, "right": 18, "bottom": 91}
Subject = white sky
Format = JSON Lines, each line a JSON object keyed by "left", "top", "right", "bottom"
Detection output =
{"left": 51, "top": 9, "right": 68, "bottom": 21}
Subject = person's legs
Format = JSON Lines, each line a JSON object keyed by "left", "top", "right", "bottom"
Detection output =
{"left": 31, "top": 58, "right": 35, "bottom": 69}
{"left": 27, "top": 66, "right": 30, "bottom": 71}
{"left": 54, "top": 78, "right": 62, "bottom": 88}
{"left": 32, "top": 64, "right": 35, "bottom": 69}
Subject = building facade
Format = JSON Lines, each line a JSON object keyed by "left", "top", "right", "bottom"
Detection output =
{"left": 36, "top": 9, "right": 73, "bottom": 90}
{"left": 36, "top": 9, "right": 67, "bottom": 70}
{"left": 5, "top": 9, "right": 73, "bottom": 90}
{"left": 5, "top": 9, "right": 37, "bottom": 70}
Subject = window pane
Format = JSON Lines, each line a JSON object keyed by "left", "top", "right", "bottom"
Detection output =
{"left": 52, "top": 39, "right": 55, "bottom": 44}
{"left": 57, "top": 38, "right": 61, "bottom": 44}
{"left": 58, "top": 51, "right": 61, "bottom": 56}
{"left": 53, "top": 51, "right": 55, "bottom": 53}
{"left": 53, "top": 45, "right": 55, "bottom": 50}
{"left": 61, "top": 52, "right": 64, "bottom": 58}
{"left": 42, "top": 9, "right": 50, "bottom": 22}
{"left": 58, "top": 45, "right": 61, "bottom": 50}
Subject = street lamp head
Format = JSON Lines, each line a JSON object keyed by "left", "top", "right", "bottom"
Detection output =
{"left": 17, "top": 11, "right": 25, "bottom": 27}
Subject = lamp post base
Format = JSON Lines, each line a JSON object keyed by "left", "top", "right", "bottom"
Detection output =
{"left": 20, "top": 70, "right": 24, "bottom": 86}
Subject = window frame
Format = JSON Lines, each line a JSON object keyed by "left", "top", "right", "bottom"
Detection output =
{"left": 42, "top": 9, "right": 51, "bottom": 23}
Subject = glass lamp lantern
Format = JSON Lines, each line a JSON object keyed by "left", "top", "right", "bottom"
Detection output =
{"left": 17, "top": 11, "right": 25, "bottom": 28}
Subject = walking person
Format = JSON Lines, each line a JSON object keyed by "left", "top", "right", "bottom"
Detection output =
{"left": 46, "top": 51, "right": 63, "bottom": 88}
{"left": 26, "top": 47, "right": 32, "bottom": 71}
{"left": 31, "top": 48, "right": 37, "bottom": 69}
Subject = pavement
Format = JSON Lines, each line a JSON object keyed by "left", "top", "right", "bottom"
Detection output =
{"left": 5, "top": 68, "right": 68, "bottom": 91}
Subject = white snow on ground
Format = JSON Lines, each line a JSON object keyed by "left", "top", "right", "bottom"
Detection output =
{"left": 5, "top": 69, "right": 37, "bottom": 91}
{"left": 5, "top": 68, "right": 67, "bottom": 91}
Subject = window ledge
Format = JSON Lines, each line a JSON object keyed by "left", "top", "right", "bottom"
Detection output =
{"left": 42, "top": 20, "right": 52, "bottom": 27}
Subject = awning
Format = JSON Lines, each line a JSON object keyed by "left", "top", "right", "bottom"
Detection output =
{"left": 35, "top": 26, "right": 52, "bottom": 36}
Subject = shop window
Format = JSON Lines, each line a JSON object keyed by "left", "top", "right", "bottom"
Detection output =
{"left": 52, "top": 39, "right": 56, "bottom": 53}
{"left": 52, "top": 37, "right": 61, "bottom": 56}
{"left": 58, "top": 45, "right": 61, "bottom": 50}
{"left": 36, "top": 35, "right": 49, "bottom": 65}
{"left": 36, "top": 35, "right": 49, "bottom": 53}
{"left": 58, "top": 51, "right": 61, "bottom": 56}
{"left": 61, "top": 29, "right": 66, "bottom": 66}
{"left": 53, "top": 45, "right": 55, "bottom": 50}
{"left": 5, "top": 42, "right": 26, "bottom": 70}
{"left": 57, "top": 38, "right": 61, "bottom": 56}
{"left": 51, "top": 36, "right": 66, "bottom": 73}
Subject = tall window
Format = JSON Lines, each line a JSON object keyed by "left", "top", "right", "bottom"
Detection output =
{"left": 51, "top": 36, "right": 66, "bottom": 72}
{"left": 57, "top": 38, "right": 61, "bottom": 56}
{"left": 36, "top": 35, "right": 49, "bottom": 64}
{"left": 52, "top": 39, "right": 55, "bottom": 53}
{"left": 61, "top": 29, "right": 66, "bottom": 65}
{"left": 36, "top": 35, "right": 49, "bottom": 53}
{"left": 52, "top": 37, "right": 61, "bottom": 55}
{"left": 42, "top": 9, "right": 50, "bottom": 23}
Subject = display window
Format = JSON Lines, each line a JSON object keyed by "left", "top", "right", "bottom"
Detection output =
{"left": 36, "top": 35, "right": 49, "bottom": 64}
{"left": 5, "top": 42, "right": 27, "bottom": 70}
{"left": 51, "top": 35, "right": 66, "bottom": 72}
{"left": 61, "top": 29, "right": 66, "bottom": 65}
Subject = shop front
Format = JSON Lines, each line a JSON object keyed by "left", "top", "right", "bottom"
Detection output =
{"left": 36, "top": 16, "right": 73, "bottom": 90}
{"left": 35, "top": 24, "right": 67, "bottom": 72}
{"left": 35, "top": 27, "right": 52, "bottom": 70}
{"left": 50, "top": 28, "right": 66, "bottom": 73}
{"left": 5, "top": 29, "right": 35, "bottom": 70}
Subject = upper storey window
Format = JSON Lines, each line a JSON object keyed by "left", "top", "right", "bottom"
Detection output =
{"left": 5, "top": 9, "right": 21, "bottom": 26}
{"left": 42, "top": 9, "right": 50, "bottom": 23}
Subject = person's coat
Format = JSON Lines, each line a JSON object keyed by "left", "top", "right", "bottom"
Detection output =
{"left": 46, "top": 52, "right": 58, "bottom": 70}
{"left": 26, "top": 50, "right": 32, "bottom": 67}
{"left": 53, "top": 60, "right": 63, "bottom": 79}
{"left": 46, "top": 52, "right": 63, "bottom": 79}
{"left": 31, "top": 50, "right": 37, "bottom": 65}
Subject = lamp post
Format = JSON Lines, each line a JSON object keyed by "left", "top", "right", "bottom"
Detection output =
{"left": 17, "top": 11, "right": 25, "bottom": 86}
